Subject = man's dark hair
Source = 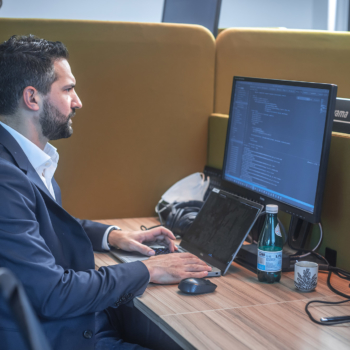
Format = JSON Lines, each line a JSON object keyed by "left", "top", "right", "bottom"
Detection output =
{"left": 0, "top": 35, "right": 69, "bottom": 115}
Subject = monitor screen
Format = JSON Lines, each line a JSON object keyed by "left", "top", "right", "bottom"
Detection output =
{"left": 162, "top": 0, "right": 222, "bottom": 37}
{"left": 222, "top": 77, "right": 337, "bottom": 223}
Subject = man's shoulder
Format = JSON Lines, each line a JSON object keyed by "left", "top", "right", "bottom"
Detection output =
{"left": 0, "top": 143, "right": 16, "bottom": 165}
{"left": 0, "top": 153, "right": 22, "bottom": 174}
{"left": 0, "top": 153, "right": 34, "bottom": 195}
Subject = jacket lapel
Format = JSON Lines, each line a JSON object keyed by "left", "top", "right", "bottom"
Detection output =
{"left": 0, "top": 125, "right": 54, "bottom": 200}
{"left": 52, "top": 177, "right": 62, "bottom": 206}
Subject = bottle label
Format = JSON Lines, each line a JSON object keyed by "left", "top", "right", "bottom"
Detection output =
{"left": 275, "top": 223, "right": 282, "bottom": 237}
{"left": 257, "top": 249, "right": 282, "bottom": 272}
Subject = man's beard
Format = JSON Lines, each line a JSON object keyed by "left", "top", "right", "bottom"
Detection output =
{"left": 39, "top": 99, "right": 75, "bottom": 141}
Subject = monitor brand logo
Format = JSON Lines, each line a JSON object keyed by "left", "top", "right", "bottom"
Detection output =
{"left": 260, "top": 197, "right": 265, "bottom": 201}
{"left": 335, "top": 110, "right": 349, "bottom": 119}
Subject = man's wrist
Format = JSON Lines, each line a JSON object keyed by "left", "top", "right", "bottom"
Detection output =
{"left": 141, "top": 260, "right": 154, "bottom": 283}
{"left": 107, "top": 227, "right": 123, "bottom": 248}
{"left": 102, "top": 226, "right": 121, "bottom": 250}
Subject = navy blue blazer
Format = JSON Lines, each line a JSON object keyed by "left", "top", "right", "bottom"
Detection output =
{"left": 0, "top": 125, "right": 149, "bottom": 350}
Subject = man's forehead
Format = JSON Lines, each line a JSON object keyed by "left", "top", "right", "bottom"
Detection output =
{"left": 54, "top": 58, "right": 76, "bottom": 83}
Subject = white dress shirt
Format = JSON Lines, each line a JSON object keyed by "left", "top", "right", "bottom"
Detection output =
{"left": 0, "top": 121, "right": 116, "bottom": 250}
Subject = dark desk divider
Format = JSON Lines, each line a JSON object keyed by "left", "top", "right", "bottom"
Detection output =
{"left": 333, "top": 98, "right": 350, "bottom": 134}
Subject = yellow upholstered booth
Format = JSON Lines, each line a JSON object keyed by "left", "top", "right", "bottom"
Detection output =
{"left": 214, "top": 28, "right": 350, "bottom": 114}
{"left": 0, "top": 19, "right": 215, "bottom": 219}
{"left": 208, "top": 28, "right": 350, "bottom": 270}
{"left": 1, "top": 20, "right": 349, "bottom": 269}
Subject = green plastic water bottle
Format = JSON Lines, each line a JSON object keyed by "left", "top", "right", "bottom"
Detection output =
{"left": 257, "top": 204, "right": 283, "bottom": 283}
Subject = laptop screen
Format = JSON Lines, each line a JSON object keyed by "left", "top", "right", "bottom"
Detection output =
{"left": 180, "top": 189, "right": 263, "bottom": 273}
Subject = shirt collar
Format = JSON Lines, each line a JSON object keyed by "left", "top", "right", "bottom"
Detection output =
{"left": 0, "top": 121, "right": 59, "bottom": 170}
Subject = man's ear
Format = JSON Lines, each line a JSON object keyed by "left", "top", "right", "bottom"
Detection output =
{"left": 22, "top": 86, "right": 41, "bottom": 111}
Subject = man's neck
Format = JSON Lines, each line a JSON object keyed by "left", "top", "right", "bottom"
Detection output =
{"left": 0, "top": 115, "right": 48, "bottom": 150}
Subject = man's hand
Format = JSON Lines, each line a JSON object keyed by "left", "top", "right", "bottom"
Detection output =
{"left": 142, "top": 253, "right": 211, "bottom": 284}
{"left": 108, "top": 226, "right": 177, "bottom": 256}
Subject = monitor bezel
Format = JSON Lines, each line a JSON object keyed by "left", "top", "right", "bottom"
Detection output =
{"left": 222, "top": 76, "right": 337, "bottom": 224}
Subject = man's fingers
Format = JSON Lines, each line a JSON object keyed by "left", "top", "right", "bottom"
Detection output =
{"left": 151, "top": 254, "right": 211, "bottom": 271}
{"left": 143, "top": 226, "right": 176, "bottom": 240}
{"left": 183, "top": 264, "right": 212, "bottom": 272}
{"left": 154, "top": 235, "right": 175, "bottom": 250}
{"left": 141, "top": 228, "right": 177, "bottom": 251}
{"left": 142, "top": 253, "right": 212, "bottom": 284}
{"left": 130, "top": 241, "right": 155, "bottom": 256}
{"left": 164, "top": 237, "right": 177, "bottom": 252}
{"left": 181, "top": 257, "right": 211, "bottom": 267}
{"left": 158, "top": 252, "right": 210, "bottom": 267}
{"left": 177, "top": 252, "right": 208, "bottom": 262}
{"left": 184, "top": 271, "right": 209, "bottom": 279}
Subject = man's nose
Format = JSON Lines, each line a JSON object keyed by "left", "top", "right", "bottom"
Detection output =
{"left": 72, "top": 91, "right": 83, "bottom": 109}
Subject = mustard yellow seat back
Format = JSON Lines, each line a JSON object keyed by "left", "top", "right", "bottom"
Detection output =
{"left": 214, "top": 28, "right": 350, "bottom": 114}
{"left": 0, "top": 19, "right": 215, "bottom": 219}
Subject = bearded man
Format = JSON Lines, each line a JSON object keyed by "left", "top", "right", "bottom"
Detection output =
{"left": 0, "top": 35, "right": 210, "bottom": 350}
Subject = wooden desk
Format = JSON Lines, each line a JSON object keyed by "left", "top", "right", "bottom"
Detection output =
{"left": 94, "top": 218, "right": 350, "bottom": 350}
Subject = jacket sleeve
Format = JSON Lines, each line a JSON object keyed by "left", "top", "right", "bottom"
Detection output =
{"left": 0, "top": 162, "right": 150, "bottom": 320}
{"left": 75, "top": 218, "right": 110, "bottom": 252}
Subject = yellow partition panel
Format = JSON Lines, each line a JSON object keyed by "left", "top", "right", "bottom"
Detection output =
{"left": 0, "top": 19, "right": 215, "bottom": 219}
{"left": 215, "top": 28, "right": 350, "bottom": 114}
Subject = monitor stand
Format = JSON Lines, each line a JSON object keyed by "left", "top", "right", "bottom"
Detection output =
{"left": 288, "top": 216, "right": 312, "bottom": 251}
{"left": 287, "top": 216, "right": 326, "bottom": 266}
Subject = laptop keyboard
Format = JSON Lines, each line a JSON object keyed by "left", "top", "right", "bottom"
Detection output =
{"left": 153, "top": 247, "right": 182, "bottom": 255}
{"left": 154, "top": 247, "right": 171, "bottom": 255}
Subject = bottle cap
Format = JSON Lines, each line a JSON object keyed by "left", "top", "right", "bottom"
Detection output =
{"left": 266, "top": 204, "right": 278, "bottom": 213}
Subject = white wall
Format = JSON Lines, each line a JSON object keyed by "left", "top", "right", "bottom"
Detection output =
{"left": 0, "top": 0, "right": 345, "bottom": 31}
{"left": 220, "top": 0, "right": 326, "bottom": 30}
{"left": 335, "top": 0, "right": 349, "bottom": 31}
{"left": 0, "top": 0, "right": 164, "bottom": 22}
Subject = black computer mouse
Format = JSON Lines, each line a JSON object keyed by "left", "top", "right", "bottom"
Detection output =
{"left": 178, "top": 278, "right": 217, "bottom": 294}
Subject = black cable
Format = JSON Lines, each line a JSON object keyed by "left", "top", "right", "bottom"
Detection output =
{"left": 140, "top": 225, "right": 162, "bottom": 231}
{"left": 303, "top": 263, "right": 350, "bottom": 325}
{"left": 285, "top": 220, "right": 350, "bottom": 325}
{"left": 288, "top": 221, "right": 323, "bottom": 259}
{"left": 305, "top": 299, "right": 350, "bottom": 325}
{"left": 290, "top": 249, "right": 329, "bottom": 265}
{"left": 326, "top": 266, "right": 350, "bottom": 299}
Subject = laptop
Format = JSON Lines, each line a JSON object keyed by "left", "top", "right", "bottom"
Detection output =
{"left": 111, "top": 188, "right": 263, "bottom": 276}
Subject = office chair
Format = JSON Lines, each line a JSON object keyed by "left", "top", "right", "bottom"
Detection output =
{"left": 0, "top": 268, "right": 52, "bottom": 350}
{"left": 162, "top": 0, "right": 222, "bottom": 37}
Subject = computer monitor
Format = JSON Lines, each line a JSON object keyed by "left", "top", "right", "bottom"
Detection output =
{"left": 222, "top": 77, "right": 337, "bottom": 225}
{"left": 162, "top": 0, "right": 222, "bottom": 37}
